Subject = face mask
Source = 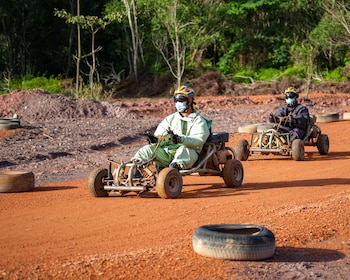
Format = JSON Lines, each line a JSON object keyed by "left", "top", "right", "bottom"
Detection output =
{"left": 286, "top": 97, "right": 296, "bottom": 105}
{"left": 176, "top": 101, "right": 187, "bottom": 113}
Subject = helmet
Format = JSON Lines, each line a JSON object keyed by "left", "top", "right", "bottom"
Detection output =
{"left": 284, "top": 87, "right": 299, "bottom": 99}
{"left": 174, "top": 85, "right": 195, "bottom": 99}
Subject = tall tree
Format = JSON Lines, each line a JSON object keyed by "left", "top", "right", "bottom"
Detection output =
{"left": 55, "top": 4, "right": 121, "bottom": 96}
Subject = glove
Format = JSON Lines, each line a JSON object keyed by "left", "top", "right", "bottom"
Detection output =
{"left": 269, "top": 114, "right": 279, "bottom": 123}
{"left": 291, "top": 117, "right": 300, "bottom": 126}
{"left": 167, "top": 129, "right": 182, "bottom": 144}
{"left": 171, "top": 133, "right": 182, "bottom": 144}
{"left": 144, "top": 131, "right": 158, "bottom": 144}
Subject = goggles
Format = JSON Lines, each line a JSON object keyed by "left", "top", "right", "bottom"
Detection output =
{"left": 285, "top": 92, "right": 297, "bottom": 99}
{"left": 174, "top": 95, "right": 188, "bottom": 103}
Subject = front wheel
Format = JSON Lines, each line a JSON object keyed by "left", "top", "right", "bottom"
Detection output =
{"left": 236, "top": 139, "right": 249, "bottom": 161}
{"left": 317, "top": 134, "right": 329, "bottom": 155}
{"left": 291, "top": 139, "right": 304, "bottom": 161}
{"left": 156, "top": 167, "right": 183, "bottom": 199}
{"left": 223, "top": 159, "right": 244, "bottom": 187}
{"left": 87, "top": 168, "right": 109, "bottom": 197}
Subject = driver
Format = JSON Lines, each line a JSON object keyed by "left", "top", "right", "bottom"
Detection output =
{"left": 133, "top": 85, "right": 211, "bottom": 170}
{"left": 269, "top": 87, "right": 310, "bottom": 142}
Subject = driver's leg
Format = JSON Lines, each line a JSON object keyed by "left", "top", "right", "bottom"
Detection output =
{"left": 172, "top": 146, "right": 198, "bottom": 169}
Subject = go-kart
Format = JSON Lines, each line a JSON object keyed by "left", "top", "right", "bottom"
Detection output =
{"left": 236, "top": 115, "right": 329, "bottom": 161}
{"left": 87, "top": 131, "right": 244, "bottom": 199}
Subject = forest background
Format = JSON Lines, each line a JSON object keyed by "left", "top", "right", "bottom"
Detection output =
{"left": 1, "top": 0, "right": 350, "bottom": 99}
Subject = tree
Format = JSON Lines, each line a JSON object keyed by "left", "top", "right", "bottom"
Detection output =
{"left": 55, "top": 4, "right": 121, "bottom": 97}
{"left": 148, "top": 0, "right": 227, "bottom": 86}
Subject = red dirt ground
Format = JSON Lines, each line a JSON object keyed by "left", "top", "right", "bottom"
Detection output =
{"left": 1, "top": 121, "right": 350, "bottom": 279}
{"left": 0, "top": 90, "right": 349, "bottom": 279}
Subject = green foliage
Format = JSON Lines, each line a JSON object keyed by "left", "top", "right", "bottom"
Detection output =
{"left": 233, "top": 69, "right": 257, "bottom": 84}
{"left": 257, "top": 68, "right": 281, "bottom": 80}
{"left": 322, "top": 67, "right": 349, "bottom": 82}
{"left": 281, "top": 66, "right": 306, "bottom": 79}
{"left": 2, "top": 0, "right": 350, "bottom": 96}
{"left": 9, "top": 76, "right": 62, "bottom": 93}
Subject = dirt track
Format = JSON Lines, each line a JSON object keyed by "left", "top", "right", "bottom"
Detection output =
{"left": 1, "top": 90, "right": 350, "bottom": 279}
{"left": 1, "top": 120, "right": 350, "bottom": 279}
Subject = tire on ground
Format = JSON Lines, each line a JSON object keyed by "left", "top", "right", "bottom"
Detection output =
{"left": 193, "top": 224, "right": 275, "bottom": 260}
{"left": 343, "top": 111, "right": 350, "bottom": 120}
{"left": 0, "top": 118, "right": 21, "bottom": 130}
{"left": 0, "top": 171, "right": 35, "bottom": 193}
{"left": 236, "top": 139, "right": 249, "bottom": 161}
{"left": 238, "top": 123, "right": 262, "bottom": 133}
{"left": 315, "top": 112, "right": 339, "bottom": 123}
{"left": 257, "top": 123, "right": 275, "bottom": 132}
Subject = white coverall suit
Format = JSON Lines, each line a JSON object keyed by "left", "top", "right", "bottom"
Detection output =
{"left": 134, "top": 110, "right": 211, "bottom": 169}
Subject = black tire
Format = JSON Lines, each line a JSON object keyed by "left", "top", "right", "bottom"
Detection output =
{"left": 236, "top": 139, "right": 249, "bottom": 161}
{"left": 291, "top": 139, "right": 304, "bottom": 161}
{"left": 0, "top": 171, "right": 35, "bottom": 193}
{"left": 317, "top": 134, "right": 329, "bottom": 155}
{"left": 193, "top": 224, "right": 275, "bottom": 260}
{"left": 0, "top": 118, "right": 20, "bottom": 130}
{"left": 87, "top": 168, "right": 109, "bottom": 197}
{"left": 222, "top": 159, "right": 244, "bottom": 187}
{"left": 156, "top": 167, "right": 183, "bottom": 199}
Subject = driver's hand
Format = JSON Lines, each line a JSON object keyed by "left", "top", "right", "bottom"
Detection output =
{"left": 171, "top": 133, "right": 182, "bottom": 144}
{"left": 269, "top": 114, "right": 279, "bottom": 123}
{"left": 144, "top": 131, "right": 158, "bottom": 144}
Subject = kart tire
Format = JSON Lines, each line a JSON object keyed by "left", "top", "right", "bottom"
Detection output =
{"left": 315, "top": 112, "right": 339, "bottom": 123}
{"left": 317, "top": 134, "right": 329, "bottom": 155}
{"left": 257, "top": 123, "right": 275, "bottom": 133}
{"left": 0, "top": 118, "right": 20, "bottom": 130}
{"left": 192, "top": 224, "right": 275, "bottom": 260}
{"left": 156, "top": 167, "right": 183, "bottom": 199}
{"left": 223, "top": 159, "right": 243, "bottom": 187}
{"left": 236, "top": 139, "right": 249, "bottom": 161}
{"left": 87, "top": 168, "right": 109, "bottom": 197}
{"left": 291, "top": 139, "right": 304, "bottom": 161}
{"left": 238, "top": 123, "right": 262, "bottom": 133}
{"left": 0, "top": 171, "right": 35, "bottom": 193}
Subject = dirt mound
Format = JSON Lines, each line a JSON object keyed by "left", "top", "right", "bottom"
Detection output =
{"left": 0, "top": 89, "right": 139, "bottom": 122}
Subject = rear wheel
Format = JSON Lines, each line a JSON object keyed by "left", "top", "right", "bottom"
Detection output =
{"left": 236, "top": 139, "right": 249, "bottom": 161}
{"left": 156, "top": 167, "right": 183, "bottom": 199}
{"left": 317, "top": 134, "right": 329, "bottom": 155}
{"left": 87, "top": 168, "right": 109, "bottom": 197}
{"left": 291, "top": 139, "right": 304, "bottom": 161}
{"left": 223, "top": 159, "right": 244, "bottom": 187}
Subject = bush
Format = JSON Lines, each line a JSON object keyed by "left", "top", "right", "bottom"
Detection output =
{"left": 9, "top": 76, "right": 62, "bottom": 93}
{"left": 322, "top": 67, "right": 348, "bottom": 82}
{"left": 281, "top": 66, "right": 306, "bottom": 79}
{"left": 257, "top": 68, "right": 281, "bottom": 81}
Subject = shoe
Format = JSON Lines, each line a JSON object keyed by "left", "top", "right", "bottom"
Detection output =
{"left": 169, "top": 162, "right": 180, "bottom": 170}
{"left": 133, "top": 168, "right": 142, "bottom": 178}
